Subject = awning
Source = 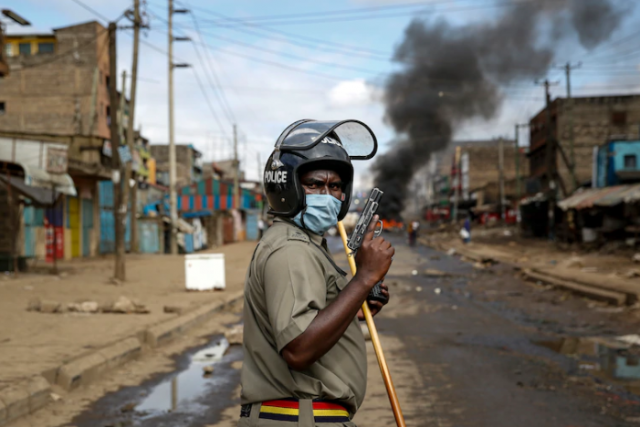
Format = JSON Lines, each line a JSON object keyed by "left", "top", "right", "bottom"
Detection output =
{"left": 0, "top": 175, "right": 62, "bottom": 206}
{"left": 558, "top": 184, "right": 640, "bottom": 211}
{"left": 0, "top": 137, "right": 76, "bottom": 196}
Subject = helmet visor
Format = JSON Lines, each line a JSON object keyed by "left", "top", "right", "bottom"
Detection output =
{"left": 275, "top": 119, "right": 377, "bottom": 160}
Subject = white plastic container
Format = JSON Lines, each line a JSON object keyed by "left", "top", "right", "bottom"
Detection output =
{"left": 185, "top": 253, "right": 226, "bottom": 291}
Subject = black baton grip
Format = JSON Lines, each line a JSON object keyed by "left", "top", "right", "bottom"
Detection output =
{"left": 368, "top": 281, "right": 388, "bottom": 304}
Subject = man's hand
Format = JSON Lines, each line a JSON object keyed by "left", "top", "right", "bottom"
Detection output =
{"left": 354, "top": 215, "right": 395, "bottom": 286}
{"left": 357, "top": 282, "right": 390, "bottom": 320}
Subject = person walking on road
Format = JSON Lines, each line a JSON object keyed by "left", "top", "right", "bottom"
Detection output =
{"left": 239, "top": 120, "right": 394, "bottom": 426}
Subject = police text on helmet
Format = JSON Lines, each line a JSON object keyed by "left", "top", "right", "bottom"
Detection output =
{"left": 265, "top": 170, "right": 288, "bottom": 184}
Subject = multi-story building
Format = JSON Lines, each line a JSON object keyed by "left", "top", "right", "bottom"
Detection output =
{"left": 0, "top": 21, "right": 152, "bottom": 262}
{"left": 151, "top": 144, "right": 203, "bottom": 188}
{"left": 528, "top": 94, "right": 640, "bottom": 195}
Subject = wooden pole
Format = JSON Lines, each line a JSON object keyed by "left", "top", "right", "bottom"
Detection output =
{"left": 336, "top": 221, "right": 406, "bottom": 427}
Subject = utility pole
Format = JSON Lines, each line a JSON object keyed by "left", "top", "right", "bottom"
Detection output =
{"left": 557, "top": 62, "right": 581, "bottom": 191}
{"left": 498, "top": 137, "right": 505, "bottom": 222}
{"left": 514, "top": 123, "right": 530, "bottom": 201}
{"left": 125, "top": 0, "right": 142, "bottom": 253}
{"left": 537, "top": 79, "right": 560, "bottom": 240}
{"left": 167, "top": 0, "right": 190, "bottom": 254}
{"left": 108, "top": 22, "right": 124, "bottom": 280}
{"left": 451, "top": 146, "right": 461, "bottom": 224}
{"left": 233, "top": 123, "right": 239, "bottom": 210}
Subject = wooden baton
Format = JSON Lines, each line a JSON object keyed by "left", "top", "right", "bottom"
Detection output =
{"left": 337, "top": 221, "right": 406, "bottom": 427}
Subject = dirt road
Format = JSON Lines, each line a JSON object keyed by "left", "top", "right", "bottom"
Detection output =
{"left": 17, "top": 235, "right": 640, "bottom": 427}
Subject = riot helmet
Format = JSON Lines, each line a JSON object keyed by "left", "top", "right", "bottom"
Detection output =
{"left": 264, "top": 119, "right": 378, "bottom": 221}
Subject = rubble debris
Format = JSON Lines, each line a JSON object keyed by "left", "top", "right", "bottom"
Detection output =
{"left": 624, "top": 269, "right": 640, "bottom": 279}
{"left": 164, "top": 305, "right": 187, "bottom": 314}
{"left": 225, "top": 324, "right": 244, "bottom": 345}
{"left": 68, "top": 301, "right": 99, "bottom": 313}
{"left": 447, "top": 248, "right": 457, "bottom": 256}
{"left": 424, "top": 269, "right": 449, "bottom": 277}
{"left": 120, "top": 402, "right": 137, "bottom": 413}
{"left": 40, "top": 300, "right": 62, "bottom": 314}
{"left": 202, "top": 365, "right": 214, "bottom": 376}
{"left": 27, "top": 298, "right": 41, "bottom": 311}
{"left": 104, "top": 296, "right": 149, "bottom": 314}
{"left": 360, "top": 323, "right": 371, "bottom": 341}
{"left": 50, "top": 393, "right": 62, "bottom": 402}
{"left": 562, "top": 257, "right": 584, "bottom": 269}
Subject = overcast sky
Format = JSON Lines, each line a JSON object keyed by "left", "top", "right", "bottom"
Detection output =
{"left": 4, "top": 0, "right": 640, "bottom": 187}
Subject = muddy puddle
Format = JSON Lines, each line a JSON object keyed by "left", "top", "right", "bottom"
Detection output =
{"left": 73, "top": 335, "right": 243, "bottom": 427}
{"left": 535, "top": 335, "right": 640, "bottom": 394}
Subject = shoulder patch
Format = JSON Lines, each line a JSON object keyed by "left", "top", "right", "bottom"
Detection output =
{"left": 287, "top": 228, "right": 310, "bottom": 243}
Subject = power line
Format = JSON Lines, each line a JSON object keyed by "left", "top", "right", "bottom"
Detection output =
{"left": 69, "top": 0, "right": 111, "bottom": 23}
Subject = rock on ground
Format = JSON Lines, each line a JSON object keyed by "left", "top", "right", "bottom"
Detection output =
{"left": 225, "top": 325, "right": 244, "bottom": 345}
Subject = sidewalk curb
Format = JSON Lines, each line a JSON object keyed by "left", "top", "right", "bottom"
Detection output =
{"left": 523, "top": 269, "right": 628, "bottom": 305}
{"left": 436, "top": 243, "right": 633, "bottom": 306}
{"left": 144, "top": 290, "right": 243, "bottom": 348}
{"left": 0, "top": 290, "right": 244, "bottom": 426}
{"left": 0, "top": 376, "right": 51, "bottom": 426}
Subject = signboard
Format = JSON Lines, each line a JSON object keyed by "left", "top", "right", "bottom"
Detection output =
{"left": 46, "top": 146, "right": 68, "bottom": 174}
{"left": 102, "top": 140, "right": 112, "bottom": 157}
{"left": 118, "top": 145, "right": 132, "bottom": 163}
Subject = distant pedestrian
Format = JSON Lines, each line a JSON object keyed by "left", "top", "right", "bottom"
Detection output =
{"left": 408, "top": 220, "right": 419, "bottom": 246}
{"left": 460, "top": 215, "right": 471, "bottom": 244}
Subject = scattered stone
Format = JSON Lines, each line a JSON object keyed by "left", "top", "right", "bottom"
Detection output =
{"left": 202, "top": 365, "right": 215, "bottom": 375}
{"left": 27, "top": 298, "right": 41, "bottom": 311}
{"left": 360, "top": 323, "right": 371, "bottom": 341}
{"left": 109, "top": 277, "right": 123, "bottom": 286}
{"left": 68, "top": 301, "right": 99, "bottom": 313}
{"left": 415, "top": 286, "right": 423, "bottom": 292}
{"left": 108, "top": 296, "right": 149, "bottom": 314}
{"left": 164, "top": 305, "right": 186, "bottom": 314}
{"left": 434, "top": 288, "right": 442, "bottom": 295}
{"left": 120, "top": 402, "right": 137, "bottom": 413}
{"left": 624, "top": 269, "right": 640, "bottom": 279}
{"left": 40, "top": 300, "right": 61, "bottom": 314}
{"left": 633, "top": 253, "right": 640, "bottom": 264}
{"left": 50, "top": 393, "right": 62, "bottom": 402}
{"left": 411, "top": 270, "right": 418, "bottom": 276}
{"left": 447, "top": 248, "right": 456, "bottom": 256}
{"left": 225, "top": 324, "right": 244, "bottom": 345}
{"left": 563, "top": 257, "right": 584, "bottom": 269}
{"left": 424, "top": 269, "right": 448, "bottom": 277}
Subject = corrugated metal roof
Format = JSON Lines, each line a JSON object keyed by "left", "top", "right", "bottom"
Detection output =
{"left": 558, "top": 184, "right": 640, "bottom": 210}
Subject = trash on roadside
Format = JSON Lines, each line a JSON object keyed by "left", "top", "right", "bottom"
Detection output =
{"left": 411, "top": 270, "right": 418, "bottom": 276}
{"left": 434, "top": 288, "right": 441, "bottom": 295}
{"left": 415, "top": 286, "right": 423, "bottom": 292}
{"left": 193, "top": 339, "right": 230, "bottom": 362}
{"left": 225, "top": 324, "right": 244, "bottom": 345}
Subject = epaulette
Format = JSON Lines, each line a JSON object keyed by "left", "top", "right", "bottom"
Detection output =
{"left": 287, "top": 227, "right": 310, "bottom": 243}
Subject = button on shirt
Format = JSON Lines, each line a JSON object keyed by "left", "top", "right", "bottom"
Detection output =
{"left": 240, "top": 219, "right": 367, "bottom": 416}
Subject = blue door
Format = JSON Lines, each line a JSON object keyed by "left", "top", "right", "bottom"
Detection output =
{"left": 138, "top": 221, "right": 160, "bottom": 253}
{"left": 82, "top": 199, "right": 93, "bottom": 257}
{"left": 23, "top": 206, "right": 36, "bottom": 257}
{"left": 246, "top": 213, "right": 259, "bottom": 240}
{"left": 99, "top": 181, "right": 131, "bottom": 253}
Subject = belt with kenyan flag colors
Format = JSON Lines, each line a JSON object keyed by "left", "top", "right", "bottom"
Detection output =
{"left": 241, "top": 398, "right": 351, "bottom": 423}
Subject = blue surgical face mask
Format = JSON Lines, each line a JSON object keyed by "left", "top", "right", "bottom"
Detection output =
{"left": 293, "top": 194, "right": 342, "bottom": 235}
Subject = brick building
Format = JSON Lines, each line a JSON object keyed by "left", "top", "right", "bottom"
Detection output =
{"left": 151, "top": 144, "right": 203, "bottom": 188}
{"left": 1, "top": 21, "right": 111, "bottom": 137}
{"left": 528, "top": 94, "right": 640, "bottom": 195}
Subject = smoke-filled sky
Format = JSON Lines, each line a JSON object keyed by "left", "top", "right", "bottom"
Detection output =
{"left": 3, "top": 0, "right": 640, "bottom": 193}
{"left": 374, "top": 0, "right": 637, "bottom": 219}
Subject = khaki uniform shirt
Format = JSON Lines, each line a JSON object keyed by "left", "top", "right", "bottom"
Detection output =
{"left": 240, "top": 218, "right": 367, "bottom": 416}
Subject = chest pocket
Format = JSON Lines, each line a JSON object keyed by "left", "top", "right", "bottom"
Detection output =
{"left": 327, "top": 273, "right": 348, "bottom": 302}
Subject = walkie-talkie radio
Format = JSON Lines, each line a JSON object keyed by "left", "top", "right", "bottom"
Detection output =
{"left": 347, "top": 188, "right": 388, "bottom": 304}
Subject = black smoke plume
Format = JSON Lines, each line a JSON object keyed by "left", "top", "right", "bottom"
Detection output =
{"left": 374, "top": 0, "right": 630, "bottom": 220}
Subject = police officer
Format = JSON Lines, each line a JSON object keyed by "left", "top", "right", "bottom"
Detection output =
{"left": 239, "top": 120, "right": 394, "bottom": 426}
